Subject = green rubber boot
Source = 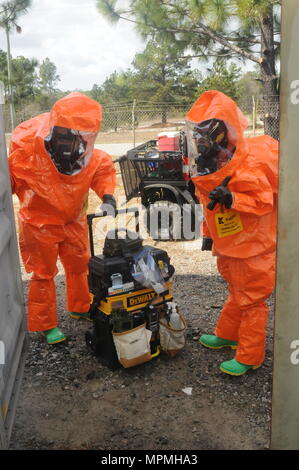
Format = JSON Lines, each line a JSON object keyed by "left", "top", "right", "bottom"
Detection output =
{"left": 44, "top": 327, "right": 66, "bottom": 345}
{"left": 220, "top": 358, "right": 261, "bottom": 376}
{"left": 69, "top": 311, "right": 92, "bottom": 321}
{"left": 199, "top": 334, "right": 238, "bottom": 350}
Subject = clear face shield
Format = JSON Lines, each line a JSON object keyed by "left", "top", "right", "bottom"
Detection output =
{"left": 186, "top": 119, "right": 236, "bottom": 177}
{"left": 45, "top": 126, "right": 97, "bottom": 175}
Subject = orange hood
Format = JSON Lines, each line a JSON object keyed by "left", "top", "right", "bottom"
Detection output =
{"left": 186, "top": 90, "right": 249, "bottom": 192}
{"left": 8, "top": 93, "right": 116, "bottom": 226}
{"left": 49, "top": 92, "right": 102, "bottom": 132}
{"left": 187, "top": 91, "right": 278, "bottom": 259}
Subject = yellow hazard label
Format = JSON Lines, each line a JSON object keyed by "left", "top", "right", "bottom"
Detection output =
{"left": 215, "top": 210, "right": 243, "bottom": 238}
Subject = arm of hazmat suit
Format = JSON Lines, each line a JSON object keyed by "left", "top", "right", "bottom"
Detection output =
{"left": 230, "top": 170, "right": 274, "bottom": 216}
{"left": 90, "top": 149, "right": 116, "bottom": 200}
{"left": 230, "top": 136, "right": 278, "bottom": 216}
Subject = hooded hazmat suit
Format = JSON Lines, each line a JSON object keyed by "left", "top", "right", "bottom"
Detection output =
{"left": 186, "top": 90, "right": 278, "bottom": 366}
{"left": 8, "top": 92, "right": 116, "bottom": 332}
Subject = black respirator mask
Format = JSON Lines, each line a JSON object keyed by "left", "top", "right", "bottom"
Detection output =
{"left": 45, "top": 126, "right": 88, "bottom": 175}
{"left": 193, "top": 119, "right": 229, "bottom": 175}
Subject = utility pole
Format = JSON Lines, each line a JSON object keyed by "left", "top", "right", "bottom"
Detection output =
{"left": 271, "top": 0, "right": 299, "bottom": 450}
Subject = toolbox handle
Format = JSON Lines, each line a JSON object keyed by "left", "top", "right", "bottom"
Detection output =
{"left": 87, "top": 208, "right": 140, "bottom": 257}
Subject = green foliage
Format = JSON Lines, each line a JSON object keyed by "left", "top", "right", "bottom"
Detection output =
{"left": 95, "top": 0, "right": 121, "bottom": 24}
{"left": 95, "top": 0, "right": 281, "bottom": 139}
{"left": 95, "top": 0, "right": 280, "bottom": 71}
{"left": 237, "top": 69, "right": 262, "bottom": 101}
{"left": 197, "top": 59, "right": 242, "bottom": 102}
{"left": 0, "top": 0, "right": 32, "bottom": 30}
{"left": 11, "top": 55, "right": 38, "bottom": 102}
{"left": 34, "top": 91, "right": 65, "bottom": 112}
{"left": 0, "top": 47, "right": 63, "bottom": 124}
{"left": 235, "top": 0, "right": 280, "bottom": 20}
{"left": 90, "top": 39, "right": 200, "bottom": 106}
{"left": 0, "top": 49, "right": 8, "bottom": 87}
{"left": 132, "top": 39, "right": 199, "bottom": 103}
{"left": 96, "top": 70, "right": 135, "bottom": 104}
{"left": 38, "top": 57, "right": 60, "bottom": 93}
{"left": 0, "top": 50, "right": 38, "bottom": 103}
{"left": 189, "top": 0, "right": 232, "bottom": 31}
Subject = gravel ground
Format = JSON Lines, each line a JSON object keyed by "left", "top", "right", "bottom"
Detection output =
{"left": 9, "top": 181, "right": 274, "bottom": 451}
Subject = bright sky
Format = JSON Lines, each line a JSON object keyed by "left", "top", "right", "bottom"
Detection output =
{"left": 0, "top": 0, "right": 146, "bottom": 91}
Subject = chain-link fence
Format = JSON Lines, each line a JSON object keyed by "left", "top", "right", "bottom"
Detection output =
{"left": 4, "top": 96, "right": 280, "bottom": 139}
{"left": 3, "top": 102, "right": 48, "bottom": 133}
{"left": 100, "top": 97, "right": 280, "bottom": 139}
{"left": 100, "top": 101, "right": 190, "bottom": 133}
{"left": 260, "top": 95, "right": 280, "bottom": 141}
{"left": 239, "top": 95, "right": 280, "bottom": 139}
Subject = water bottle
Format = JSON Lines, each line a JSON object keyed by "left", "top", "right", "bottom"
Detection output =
{"left": 169, "top": 302, "right": 181, "bottom": 330}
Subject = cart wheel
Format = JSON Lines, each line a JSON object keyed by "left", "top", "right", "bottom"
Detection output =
{"left": 145, "top": 201, "right": 200, "bottom": 241}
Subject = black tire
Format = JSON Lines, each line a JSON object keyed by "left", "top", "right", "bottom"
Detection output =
{"left": 145, "top": 200, "right": 200, "bottom": 241}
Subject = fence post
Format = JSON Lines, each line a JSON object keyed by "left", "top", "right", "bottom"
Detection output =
{"left": 252, "top": 96, "right": 257, "bottom": 136}
{"left": 111, "top": 109, "right": 118, "bottom": 133}
{"left": 132, "top": 99, "right": 136, "bottom": 147}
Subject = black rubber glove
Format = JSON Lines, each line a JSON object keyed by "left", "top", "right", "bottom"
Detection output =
{"left": 208, "top": 185, "right": 233, "bottom": 209}
{"left": 201, "top": 237, "right": 213, "bottom": 251}
{"left": 101, "top": 194, "right": 117, "bottom": 212}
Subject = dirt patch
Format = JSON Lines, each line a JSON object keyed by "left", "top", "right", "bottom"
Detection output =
{"left": 96, "top": 126, "right": 183, "bottom": 146}
{"left": 7, "top": 121, "right": 260, "bottom": 149}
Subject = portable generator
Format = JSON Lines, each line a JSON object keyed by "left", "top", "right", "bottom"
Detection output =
{"left": 85, "top": 208, "right": 176, "bottom": 370}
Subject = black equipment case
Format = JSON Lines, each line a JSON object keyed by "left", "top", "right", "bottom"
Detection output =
{"left": 86, "top": 208, "right": 175, "bottom": 370}
{"left": 88, "top": 246, "right": 173, "bottom": 297}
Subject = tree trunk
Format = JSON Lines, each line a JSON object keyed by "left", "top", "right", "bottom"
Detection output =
{"left": 161, "top": 104, "right": 167, "bottom": 124}
{"left": 260, "top": 6, "right": 279, "bottom": 140}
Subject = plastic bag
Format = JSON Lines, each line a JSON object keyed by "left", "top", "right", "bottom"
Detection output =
{"left": 131, "top": 247, "right": 167, "bottom": 294}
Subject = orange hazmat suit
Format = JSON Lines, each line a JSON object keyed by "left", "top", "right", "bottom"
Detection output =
{"left": 186, "top": 90, "right": 278, "bottom": 366}
{"left": 9, "top": 92, "right": 116, "bottom": 332}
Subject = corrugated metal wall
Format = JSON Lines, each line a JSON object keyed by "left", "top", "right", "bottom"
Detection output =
{"left": 0, "top": 90, "right": 27, "bottom": 449}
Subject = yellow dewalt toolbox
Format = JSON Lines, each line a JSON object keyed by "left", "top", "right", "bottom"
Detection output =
{"left": 85, "top": 208, "right": 177, "bottom": 370}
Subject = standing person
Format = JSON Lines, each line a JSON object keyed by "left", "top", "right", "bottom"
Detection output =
{"left": 9, "top": 92, "right": 116, "bottom": 345}
{"left": 186, "top": 90, "right": 278, "bottom": 376}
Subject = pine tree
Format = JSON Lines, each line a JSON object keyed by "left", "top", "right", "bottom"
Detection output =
{"left": 38, "top": 58, "right": 60, "bottom": 94}
{"left": 96, "top": 0, "right": 280, "bottom": 138}
{"left": 132, "top": 39, "right": 199, "bottom": 104}
{"left": 197, "top": 59, "right": 242, "bottom": 102}
{"left": 0, "top": 1, "right": 32, "bottom": 129}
